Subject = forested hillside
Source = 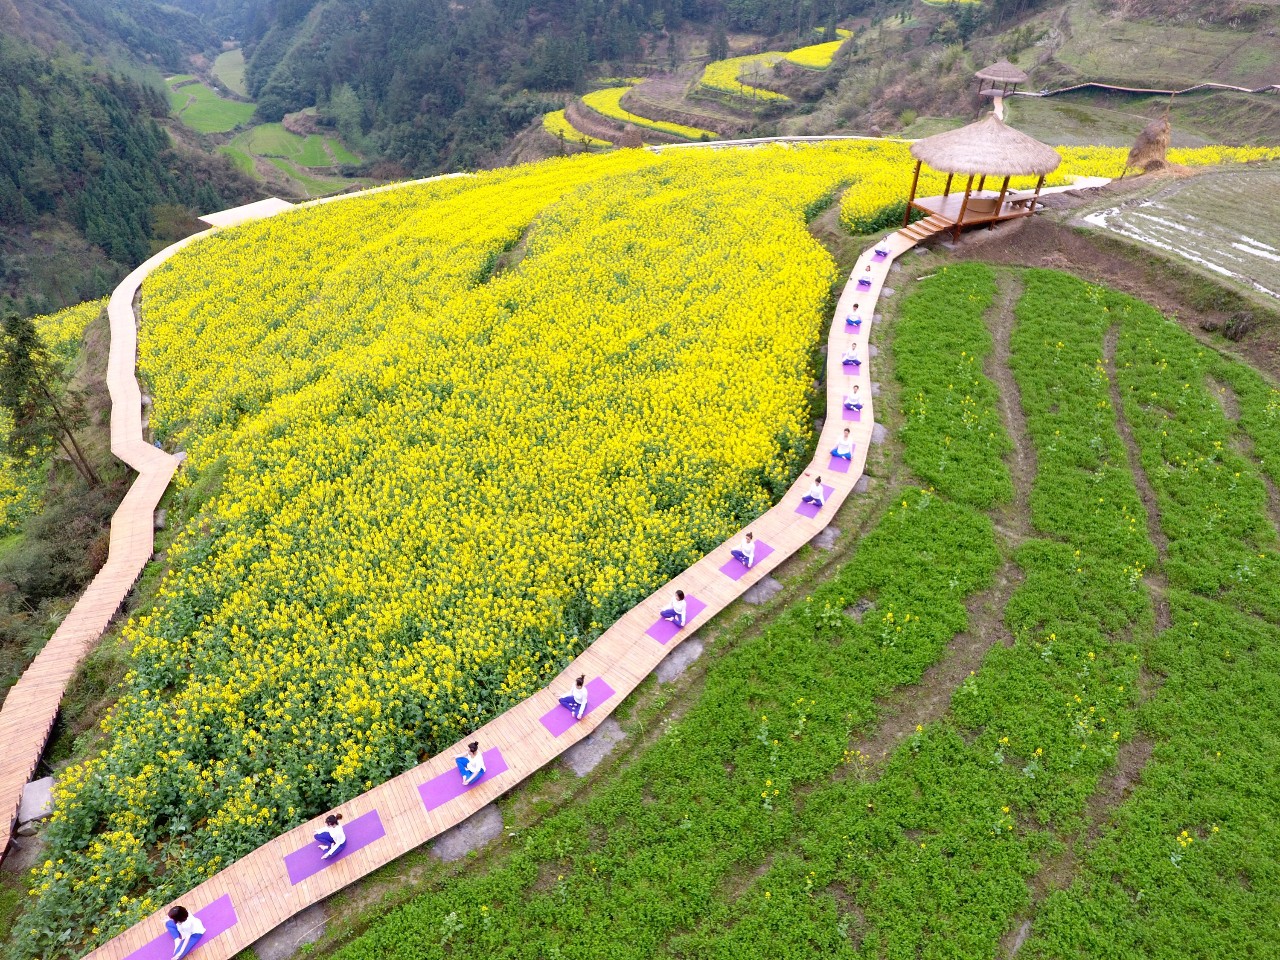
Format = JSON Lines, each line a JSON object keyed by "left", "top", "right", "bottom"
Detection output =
{"left": 0, "top": 34, "right": 250, "bottom": 316}
{"left": 0, "top": 0, "right": 214, "bottom": 70}
{"left": 234, "top": 0, "right": 879, "bottom": 171}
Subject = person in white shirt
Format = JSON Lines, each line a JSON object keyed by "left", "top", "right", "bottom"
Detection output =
{"left": 559, "top": 674, "right": 589, "bottom": 720}
{"left": 845, "top": 303, "right": 862, "bottom": 329}
{"left": 165, "top": 905, "right": 205, "bottom": 960}
{"left": 841, "top": 341, "right": 860, "bottom": 367}
{"left": 843, "top": 381, "right": 863, "bottom": 411}
{"left": 802, "top": 476, "right": 826, "bottom": 507}
{"left": 315, "top": 812, "right": 346, "bottom": 859}
{"left": 832, "top": 429, "right": 854, "bottom": 461}
{"left": 455, "top": 740, "right": 486, "bottom": 785}
{"left": 731, "top": 531, "right": 756, "bottom": 569}
{"left": 660, "top": 589, "right": 687, "bottom": 627}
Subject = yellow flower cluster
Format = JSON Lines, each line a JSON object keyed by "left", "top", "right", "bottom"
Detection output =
{"left": 699, "top": 53, "right": 790, "bottom": 102}
{"left": 29, "top": 144, "right": 895, "bottom": 953}
{"left": 785, "top": 38, "right": 847, "bottom": 70}
{"left": 542, "top": 109, "right": 611, "bottom": 148}
{"left": 580, "top": 87, "right": 714, "bottom": 141}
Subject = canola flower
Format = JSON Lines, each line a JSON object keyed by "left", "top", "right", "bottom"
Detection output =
{"left": 20, "top": 143, "right": 887, "bottom": 959}
{"left": 699, "top": 53, "right": 790, "bottom": 102}
{"left": 542, "top": 109, "right": 611, "bottom": 148}
{"left": 580, "top": 87, "right": 714, "bottom": 141}
{"left": 785, "top": 38, "right": 848, "bottom": 70}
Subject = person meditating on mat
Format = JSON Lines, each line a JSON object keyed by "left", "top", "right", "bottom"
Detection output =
{"left": 731, "top": 531, "right": 756, "bottom": 569}
{"left": 802, "top": 476, "right": 826, "bottom": 508}
{"left": 660, "top": 589, "right": 688, "bottom": 628}
{"left": 315, "top": 812, "right": 346, "bottom": 860}
{"left": 845, "top": 303, "right": 862, "bottom": 328}
{"left": 832, "top": 429, "right": 854, "bottom": 461}
{"left": 844, "top": 382, "right": 863, "bottom": 411}
{"left": 166, "top": 905, "right": 205, "bottom": 960}
{"left": 455, "top": 740, "right": 486, "bottom": 785}
{"left": 841, "top": 341, "right": 859, "bottom": 367}
{"left": 559, "top": 674, "right": 589, "bottom": 720}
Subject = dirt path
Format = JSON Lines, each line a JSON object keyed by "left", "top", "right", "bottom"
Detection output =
{"left": 987, "top": 272, "right": 1037, "bottom": 544}
{"left": 1209, "top": 375, "right": 1280, "bottom": 542}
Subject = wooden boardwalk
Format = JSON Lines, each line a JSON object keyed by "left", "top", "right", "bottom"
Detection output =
{"left": 0, "top": 233, "right": 208, "bottom": 861}
{"left": 77, "top": 220, "right": 921, "bottom": 960}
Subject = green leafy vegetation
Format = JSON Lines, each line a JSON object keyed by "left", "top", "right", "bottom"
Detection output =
{"left": 894, "top": 262, "right": 1013, "bottom": 508}
{"left": 211, "top": 48, "right": 248, "bottom": 97}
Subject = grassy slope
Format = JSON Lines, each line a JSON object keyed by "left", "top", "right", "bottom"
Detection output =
{"left": 211, "top": 49, "right": 248, "bottom": 97}
{"left": 166, "top": 79, "right": 255, "bottom": 134}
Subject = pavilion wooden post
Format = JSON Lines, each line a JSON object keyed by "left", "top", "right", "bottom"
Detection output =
{"left": 903, "top": 159, "right": 923, "bottom": 227}
{"left": 992, "top": 175, "right": 1011, "bottom": 229}
{"left": 978, "top": 174, "right": 987, "bottom": 192}
{"left": 1022, "top": 174, "right": 1046, "bottom": 218}
{"left": 953, "top": 174, "right": 974, "bottom": 241}
{"left": 943, "top": 172, "right": 954, "bottom": 197}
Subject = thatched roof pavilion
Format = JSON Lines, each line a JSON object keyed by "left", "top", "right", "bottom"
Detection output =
{"left": 975, "top": 60, "right": 1029, "bottom": 97}
{"left": 902, "top": 113, "right": 1062, "bottom": 241}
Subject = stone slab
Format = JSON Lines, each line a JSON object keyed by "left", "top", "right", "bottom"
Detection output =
{"left": 249, "top": 904, "right": 329, "bottom": 960}
{"left": 562, "top": 718, "right": 628, "bottom": 777}
{"left": 431, "top": 802, "right": 503, "bottom": 862}
{"left": 17, "top": 776, "right": 53, "bottom": 824}
{"left": 655, "top": 638, "right": 703, "bottom": 684}
{"left": 742, "top": 575, "right": 783, "bottom": 606}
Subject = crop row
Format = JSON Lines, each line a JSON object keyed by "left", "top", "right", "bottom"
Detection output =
{"left": 1111, "top": 292, "right": 1280, "bottom": 619}
{"left": 893, "top": 261, "right": 1013, "bottom": 508}
{"left": 580, "top": 87, "right": 715, "bottom": 141}
{"left": 541, "top": 109, "right": 610, "bottom": 148}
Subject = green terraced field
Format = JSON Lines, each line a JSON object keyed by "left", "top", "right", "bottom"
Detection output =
{"left": 167, "top": 78, "right": 255, "bottom": 134}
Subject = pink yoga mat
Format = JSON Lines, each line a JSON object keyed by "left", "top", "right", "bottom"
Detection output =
{"left": 645, "top": 596, "right": 708, "bottom": 644}
{"left": 795, "top": 485, "right": 835, "bottom": 519}
{"left": 123, "top": 895, "right": 237, "bottom": 960}
{"left": 284, "top": 809, "right": 386, "bottom": 885}
{"left": 718, "top": 541, "right": 775, "bottom": 581}
{"left": 418, "top": 749, "right": 508, "bottom": 812}
{"left": 829, "top": 453, "right": 854, "bottom": 474}
{"left": 842, "top": 407, "right": 862, "bottom": 423}
{"left": 539, "top": 677, "right": 616, "bottom": 736}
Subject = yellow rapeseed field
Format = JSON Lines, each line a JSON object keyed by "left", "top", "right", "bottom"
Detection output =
{"left": 542, "top": 109, "right": 611, "bottom": 148}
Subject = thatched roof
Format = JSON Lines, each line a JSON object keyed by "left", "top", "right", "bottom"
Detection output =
{"left": 975, "top": 60, "right": 1029, "bottom": 84}
{"left": 910, "top": 113, "right": 1061, "bottom": 176}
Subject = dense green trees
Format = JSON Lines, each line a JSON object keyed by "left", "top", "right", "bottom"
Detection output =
{"left": 0, "top": 35, "right": 240, "bottom": 316}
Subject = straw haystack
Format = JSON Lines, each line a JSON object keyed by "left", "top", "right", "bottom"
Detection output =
{"left": 617, "top": 124, "right": 644, "bottom": 149}
{"left": 1125, "top": 115, "right": 1172, "bottom": 175}
{"left": 910, "top": 113, "right": 1061, "bottom": 177}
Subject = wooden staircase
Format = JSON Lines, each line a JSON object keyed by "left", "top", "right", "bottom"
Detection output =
{"left": 898, "top": 214, "right": 951, "bottom": 244}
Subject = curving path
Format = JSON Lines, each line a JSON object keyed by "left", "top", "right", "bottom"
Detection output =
{"left": 77, "top": 201, "right": 924, "bottom": 960}
{"left": 0, "top": 238, "right": 196, "bottom": 862}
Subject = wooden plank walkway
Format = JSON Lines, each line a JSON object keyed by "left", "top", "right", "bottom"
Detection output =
{"left": 0, "top": 232, "right": 210, "bottom": 862}
{"left": 77, "top": 220, "right": 923, "bottom": 960}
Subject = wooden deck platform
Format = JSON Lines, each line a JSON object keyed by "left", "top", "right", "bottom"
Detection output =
{"left": 77, "top": 223, "right": 923, "bottom": 960}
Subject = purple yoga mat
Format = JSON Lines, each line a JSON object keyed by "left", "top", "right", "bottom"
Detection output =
{"left": 842, "top": 407, "right": 862, "bottom": 423}
{"left": 539, "top": 677, "right": 616, "bottom": 736}
{"left": 718, "top": 541, "right": 776, "bottom": 581}
{"left": 284, "top": 809, "right": 387, "bottom": 885}
{"left": 795, "top": 485, "right": 836, "bottom": 519}
{"left": 645, "top": 596, "right": 708, "bottom": 644}
{"left": 419, "top": 748, "right": 509, "bottom": 812}
{"left": 829, "top": 453, "right": 854, "bottom": 474}
{"left": 857, "top": 277, "right": 872, "bottom": 287}
{"left": 873, "top": 250, "right": 888, "bottom": 260}
{"left": 123, "top": 894, "right": 237, "bottom": 960}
